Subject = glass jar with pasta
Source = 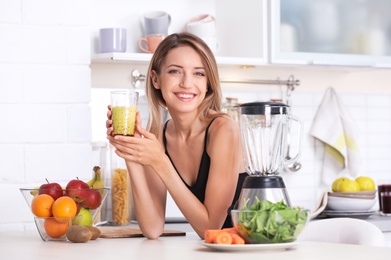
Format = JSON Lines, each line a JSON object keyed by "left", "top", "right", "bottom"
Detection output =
{"left": 111, "top": 168, "right": 132, "bottom": 225}
{"left": 110, "top": 147, "right": 133, "bottom": 225}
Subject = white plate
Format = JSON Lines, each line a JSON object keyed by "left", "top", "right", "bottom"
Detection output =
{"left": 321, "top": 210, "right": 376, "bottom": 219}
{"left": 201, "top": 241, "right": 297, "bottom": 251}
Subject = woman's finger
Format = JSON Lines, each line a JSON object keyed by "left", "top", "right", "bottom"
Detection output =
{"left": 131, "top": 112, "right": 143, "bottom": 137}
{"left": 106, "top": 126, "right": 113, "bottom": 136}
{"left": 136, "top": 125, "right": 155, "bottom": 140}
{"left": 136, "top": 112, "right": 142, "bottom": 127}
{"left": 106, "top": 119, "right": 112, "bottom": 128}
{"left": 106, "top": 105, "right": 112, "bottom": 120}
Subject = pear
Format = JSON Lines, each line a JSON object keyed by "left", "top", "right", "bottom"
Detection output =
{"left": 72, "top": 207, "right": 93, "bottom": 226}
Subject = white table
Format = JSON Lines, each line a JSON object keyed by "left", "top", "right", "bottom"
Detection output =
{"left": 1, "top": 230, "right": 391, "bottom": 259}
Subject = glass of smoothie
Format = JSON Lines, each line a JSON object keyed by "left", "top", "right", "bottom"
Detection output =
{"left": 111, "top": 90, "right": 139, "bottom": 136}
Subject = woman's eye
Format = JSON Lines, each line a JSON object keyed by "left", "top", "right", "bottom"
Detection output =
{"left": 168, "top": 69, "right": 180, "bottom": 74}
{"left": 195, "top": 72, "right": 205, "bottom": 77}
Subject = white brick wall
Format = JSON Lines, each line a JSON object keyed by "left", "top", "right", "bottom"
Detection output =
{"left": 221, "top": 89, "right": 391, "bottom": 211}
{"left": 0, "top": 0, "right": 92, "bottom": 230}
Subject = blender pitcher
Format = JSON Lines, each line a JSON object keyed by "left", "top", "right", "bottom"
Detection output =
{"left": 236, "top": 102, "right": 303, "bottom": 208}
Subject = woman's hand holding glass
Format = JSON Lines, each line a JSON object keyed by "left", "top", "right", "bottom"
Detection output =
{"left": 106, "top": 105, "right": 165, "bottom": 169}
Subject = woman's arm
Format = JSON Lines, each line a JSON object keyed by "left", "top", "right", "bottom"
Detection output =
{"left": 126, "top": 163, "right": 167, "bottom": 239}
{"left": 108, "top": 111, "right": 241, "bottom": 238}
{"left": 126, "top": 117, "right": 241, "bottom": 238}
{"left": 107, "top": 109, "right": 168, "bottom": 239}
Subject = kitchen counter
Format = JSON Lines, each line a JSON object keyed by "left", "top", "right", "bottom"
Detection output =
{"left": 365, "top": 212, "right": 391, "bottom": 232}
{"left": 1, "top": 229, "right": 391, "bottom": 259}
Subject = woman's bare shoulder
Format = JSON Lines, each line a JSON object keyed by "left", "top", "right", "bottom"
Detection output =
{"left": 208, "top": 116, "right": 239, "bottom": 137}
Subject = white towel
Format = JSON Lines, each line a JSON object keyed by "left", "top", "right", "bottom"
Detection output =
{"left": 310, "top": 87, "right": 361, "bottom": 185}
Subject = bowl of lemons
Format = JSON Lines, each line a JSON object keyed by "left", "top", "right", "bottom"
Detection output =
{"left": 327, "top": 176, "right": 377, "bottom": 211}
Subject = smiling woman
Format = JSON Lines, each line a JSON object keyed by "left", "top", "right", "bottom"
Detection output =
{"left": 106, "top": 33, "right": 246, "bottom": 239}
{"left": 150, "top": 45, "right": 209, "bottom": 117}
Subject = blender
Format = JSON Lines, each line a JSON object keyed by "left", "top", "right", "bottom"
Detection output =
{"left": 236, "top": 101, "right": 303, "bottom": 209}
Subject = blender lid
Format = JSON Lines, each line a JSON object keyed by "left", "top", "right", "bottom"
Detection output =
{"left": 238, "top": 101, "right": 289, "bottom": 115}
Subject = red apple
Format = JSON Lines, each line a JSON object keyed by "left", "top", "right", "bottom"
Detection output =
{"left": 65, "top": 178, "right": 90, "bottom": 203}
{"left": 38, "top": 179, "right": 63, "bottom": 200}
{"left": 75, "top": 203, "right": 81, "bottom": 215}
{"left": 81, "top": 189, "right": 102, "bottom": 210}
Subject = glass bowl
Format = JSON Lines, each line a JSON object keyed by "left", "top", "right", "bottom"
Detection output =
{"left": 231, "top": 207, "right": 310, "bottom": 244}
{"left": 33, "top": 216, "right": 82, "bottom": 241}
{"left": 20, "top": 187, "right": 109, "bottom": 241}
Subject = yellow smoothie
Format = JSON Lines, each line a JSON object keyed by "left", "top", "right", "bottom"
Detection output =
{"left": 112, "top": 106, "right": 137, "bottom": 136}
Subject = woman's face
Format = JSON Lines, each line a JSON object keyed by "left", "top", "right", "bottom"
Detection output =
{"left": 151, "top": 45, "right": 208, "bottom": 114}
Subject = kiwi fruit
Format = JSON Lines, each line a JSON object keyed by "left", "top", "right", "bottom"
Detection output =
{"left": 85, "top": 226, "right": 101, "bottom": 240}
{"left": 66, "top": 225, "right": 92, "bottom": 243}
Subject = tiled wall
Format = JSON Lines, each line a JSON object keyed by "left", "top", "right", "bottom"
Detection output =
{"left": 0, "top": 0, "right": 93, "bottom": 231}
{"left": 220, "top": 88, "right": 391, "bottom": 209}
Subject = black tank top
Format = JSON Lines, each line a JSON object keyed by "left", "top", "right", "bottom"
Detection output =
{"left": 163, "top": 119, "right": 246, "bottom": 228}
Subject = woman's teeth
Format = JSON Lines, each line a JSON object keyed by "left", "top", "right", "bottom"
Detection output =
{"left": 177, "top": 93, "right": 194, "bottom": 99}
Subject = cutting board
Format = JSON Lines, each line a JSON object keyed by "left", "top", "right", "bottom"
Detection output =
{"left": 98, "top": 226, "right": 186, "bottom": 238}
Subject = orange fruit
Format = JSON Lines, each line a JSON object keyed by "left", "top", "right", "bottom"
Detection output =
{"left": 31, "top": 194, "right": 54, "bottom": 217}
{"left": 52, "top": 196, "right": 77, "bottom": 222}
{"left": 44, "top": 218, "right": 69, "bottom": 238}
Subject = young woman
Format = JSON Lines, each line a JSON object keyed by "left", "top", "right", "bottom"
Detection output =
{"left": 106, "top": 32, "right": 246, "bottom": 239}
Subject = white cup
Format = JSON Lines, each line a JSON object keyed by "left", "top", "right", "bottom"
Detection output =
{"left": 201, "top": 37, "right": 220, "bottom": 54}
{"left": 99, "top": 28, "right": 127, "bottom": 53}
{"left": 186, "top": 14, "right": 216, "bottom": 37}
{"left": 143, "top": 11, "right": 171, "bottom": 36}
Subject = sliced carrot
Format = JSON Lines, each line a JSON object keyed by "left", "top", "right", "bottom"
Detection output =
{"left": 204, "top": 229, "right": 221, "bottom": 243}
{"left": 222, "top": 227, "right": 238, "bottom": 233}
{"left": 231, "top": 233, "right": 245, "bottom": 244}
{"left": 205, "top": 227, "right": 245, "bottom": 244}
{"left": 214, "top": 231, "right": 233, "bottom": 244}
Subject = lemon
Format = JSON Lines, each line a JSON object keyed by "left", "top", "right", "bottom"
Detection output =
{"left": 355, "top": 176, "right": 376, "bottom": 191}
{"left": 338, "top": 179, "right": 361, "bottom": 192}
{"left": 332, "top": 177, "right": 349, "bottom": 192}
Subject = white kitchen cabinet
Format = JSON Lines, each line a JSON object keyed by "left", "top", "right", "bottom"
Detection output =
{"left": 91, "top": 0, "right": 268, "bottom": 67}
{"left": 91, "top": 0, "right": 391, "bottom": 80}
{"left": 270, "top": 0, "right": 391, "bottom": 68}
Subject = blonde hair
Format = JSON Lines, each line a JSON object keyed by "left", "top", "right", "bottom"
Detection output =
{"left": 145, "top": 32, "right": 223, "bottom": 137}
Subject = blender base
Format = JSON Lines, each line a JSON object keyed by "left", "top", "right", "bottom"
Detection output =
{"left": 237, "top": 175, "right": 292, "bottom": 208}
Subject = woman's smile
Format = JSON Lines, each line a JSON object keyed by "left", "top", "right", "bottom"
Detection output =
{"left": 155, "top": 45, "right": 208, "bottom": 111}
{"left": 175, "top": 91, "right": 197, "bottom": 101}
